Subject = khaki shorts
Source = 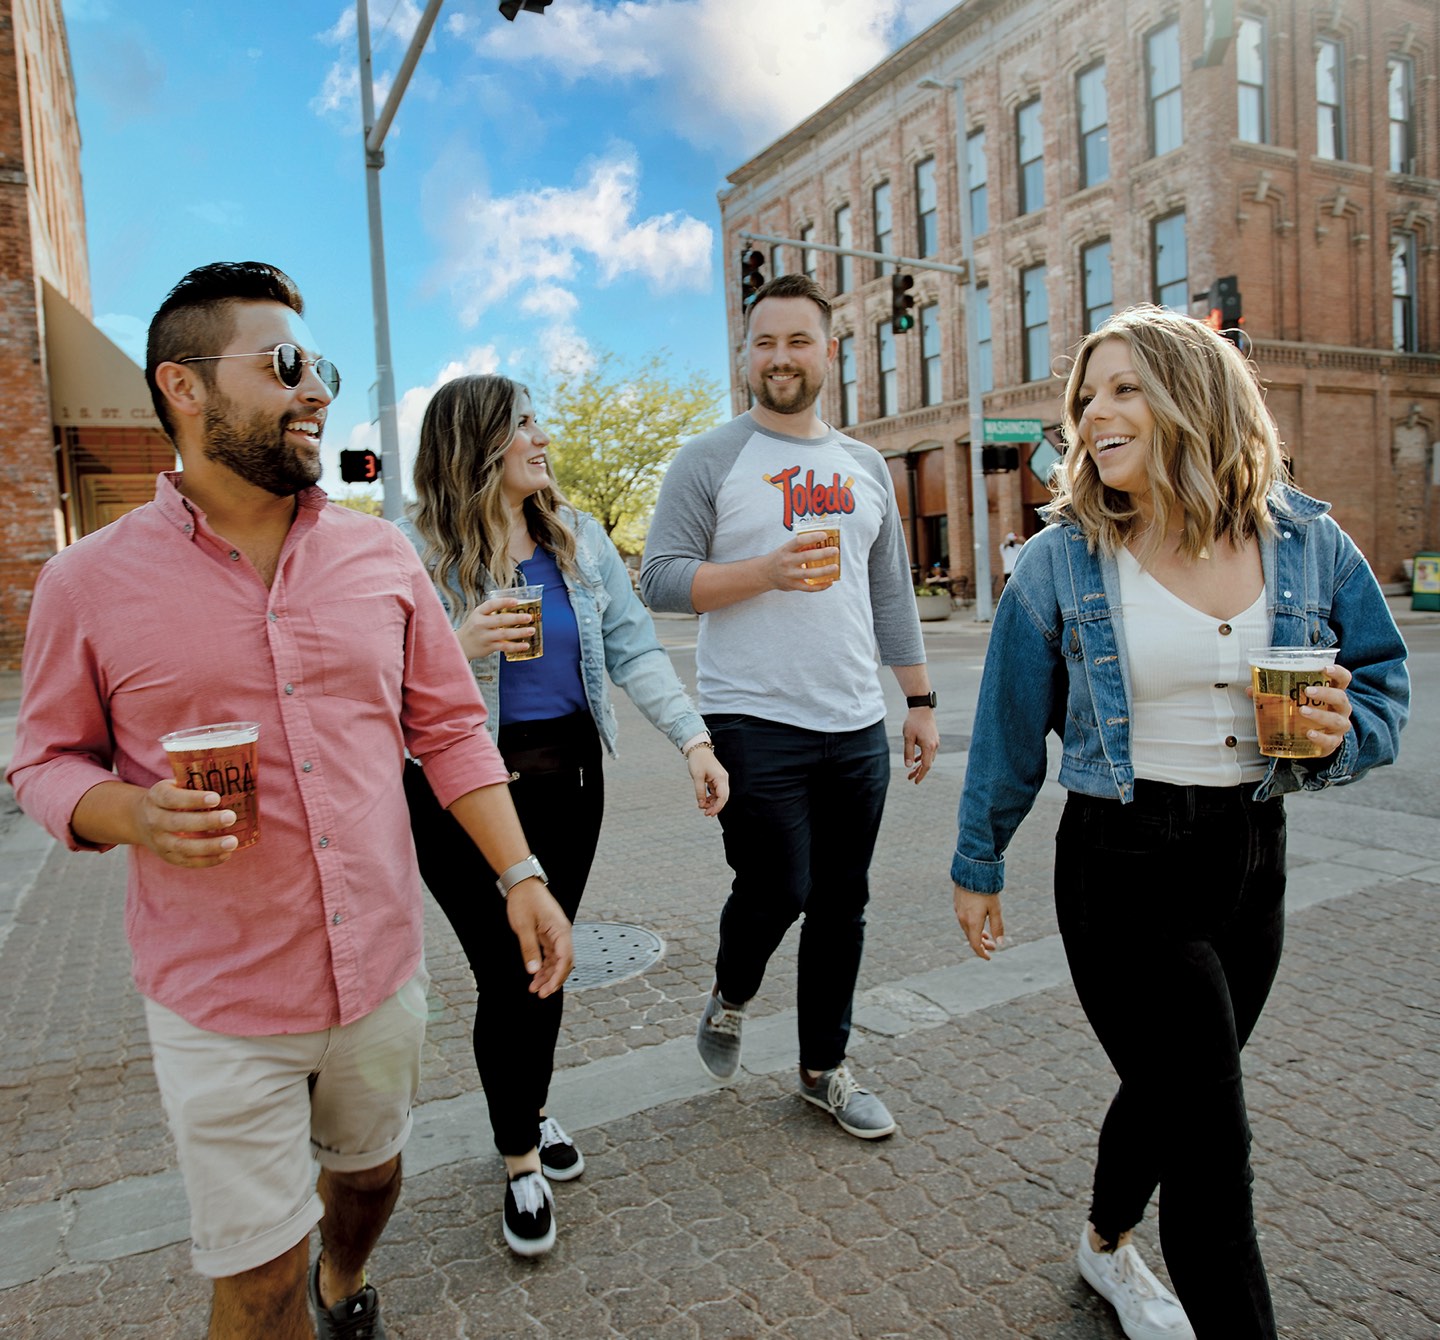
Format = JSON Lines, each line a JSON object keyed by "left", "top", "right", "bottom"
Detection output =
{"left": 143, "top": 966, "right": 429, "bottom": 1279}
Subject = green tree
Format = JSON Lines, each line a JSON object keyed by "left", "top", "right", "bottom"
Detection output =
{"left": 544, "top": 351, "right": 724, "bottom": 554}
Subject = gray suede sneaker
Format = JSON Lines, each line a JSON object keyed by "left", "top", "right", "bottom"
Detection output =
{"left": 696, "top": 988, "right": 744, "bottom": 1083}
{"left": 798, "top": 1062, "right": 896, "bottom": 1139}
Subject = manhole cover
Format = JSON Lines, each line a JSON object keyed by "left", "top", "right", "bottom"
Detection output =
{"left": 567, "top": 922, "right": 665, "bottom": 991}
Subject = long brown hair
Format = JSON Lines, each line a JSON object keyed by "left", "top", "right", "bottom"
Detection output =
{"left": 409, "top": 374, "right": 577, "bottom": 620}
{"left": 1049, "top": 305, "right": 1286, "bottom": 560}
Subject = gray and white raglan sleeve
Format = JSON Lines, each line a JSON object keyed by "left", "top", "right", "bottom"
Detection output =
{"left": 640, "top": 419, "right": 749, "bottom": 613}
{"left": 859, "top": 449, "right": 926, "bottom": 665}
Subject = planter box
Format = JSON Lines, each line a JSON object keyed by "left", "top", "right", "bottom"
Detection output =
{"left": 915, "top": 593, "right": 952, "bottom": 622}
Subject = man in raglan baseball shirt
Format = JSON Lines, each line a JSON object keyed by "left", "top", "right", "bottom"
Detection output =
{"left": 640, "top": 273, "right": 939, "bottom": 1139}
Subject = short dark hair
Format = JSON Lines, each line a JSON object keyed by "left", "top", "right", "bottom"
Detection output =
{"left": 145, "top": 261, "right": 305, "bottom": 438}
{"left": 744, "top": 273, "right": 833, "bottom": 337}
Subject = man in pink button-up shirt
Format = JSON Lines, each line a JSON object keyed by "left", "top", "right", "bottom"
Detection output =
{"left": 8, "top": 262, "right": 572, "bottom": 1340}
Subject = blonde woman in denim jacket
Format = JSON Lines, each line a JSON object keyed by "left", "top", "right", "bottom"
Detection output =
{"left": 951, "top": 308, "right": 1407, "bottom": 1340}
{"left": 400, "top": 374, "right": 727, "bottom": 1259}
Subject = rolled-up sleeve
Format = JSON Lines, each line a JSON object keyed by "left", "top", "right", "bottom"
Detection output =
{"left": 7, "top": 563, "right": 126, "bottom": 851}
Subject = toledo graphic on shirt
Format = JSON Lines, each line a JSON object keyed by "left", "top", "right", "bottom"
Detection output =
{"left": 765, "top": 465, "right": 856, "bottom": 529}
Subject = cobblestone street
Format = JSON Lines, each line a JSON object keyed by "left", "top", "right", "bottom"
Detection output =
{"left": 1, "top": 611, "right": 1436, "bottom": 1338}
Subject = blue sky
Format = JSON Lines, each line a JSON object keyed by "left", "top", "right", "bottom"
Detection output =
{"left": 62, "top": 0, "right": 956, "bottom": 495}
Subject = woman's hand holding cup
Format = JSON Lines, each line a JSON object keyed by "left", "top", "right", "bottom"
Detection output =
{"left": 457, "top": 596, "right": 536, "bottom": 660}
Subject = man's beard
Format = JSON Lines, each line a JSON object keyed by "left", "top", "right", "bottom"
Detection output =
{"left": 202, "top": 393, "right": 321, "bottom": 497}
{"left": 751, "top": 366, "right": 823, "bottom": 418}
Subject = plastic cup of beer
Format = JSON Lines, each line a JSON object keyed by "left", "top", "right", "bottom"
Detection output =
{"left": 1248, "top": 647, "right": 1341, "bottom": 758}
{"left": 504, "top": 583, "right": 545, "bottom": 661}
{"left": 159, "top": 721, "right": 261, "bottom": 848}
{"left": 796, "top": 517, "right": 842, "bottom": 586}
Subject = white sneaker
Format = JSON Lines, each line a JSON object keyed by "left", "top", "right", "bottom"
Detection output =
{"left": 1077, "top": 1227, "right": 1195, "bottom": 1340}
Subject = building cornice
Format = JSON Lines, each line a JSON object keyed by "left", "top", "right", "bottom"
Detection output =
{"left": 1250, "top": 341, "right": 1440, "bottom": 375}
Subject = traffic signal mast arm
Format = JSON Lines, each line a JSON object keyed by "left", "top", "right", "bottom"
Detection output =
{"left": 739, "top": 231, "right": 971, "bottom": 280}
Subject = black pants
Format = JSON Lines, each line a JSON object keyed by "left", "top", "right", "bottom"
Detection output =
{"left": 1056, "top": 781, "right": 1285, "bottom": 1340}
{"left": 708, "top": 714, "right": 890, "bottom": 1072}
{"left": 404, "top": 711, "right": 603, "bottom": 1157}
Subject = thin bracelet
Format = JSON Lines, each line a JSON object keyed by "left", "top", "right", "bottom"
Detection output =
{"left": 683, "top": 739, "right": 715, "bottom": 758}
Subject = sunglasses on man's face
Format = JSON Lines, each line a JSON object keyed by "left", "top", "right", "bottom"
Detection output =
{"left": 179, "top": 343, "right": 341, "bottom": 397}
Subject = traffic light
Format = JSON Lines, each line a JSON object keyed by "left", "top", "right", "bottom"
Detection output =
{"left": 339, "top": 449, "right": 381, "bottom": 483}
{"left": 891, "top": 273, "right": 916, "bottom": 333}
{"left": 1214, "top": 275, "right": 1242, "bottom": 329}
{"left": 1201, "top": 275, "right": 1244, "bottom": 347}
{"left": 739, "top": 248, "right": 765, "bottom": 308}
{"left": 498, "top": 1, "right": 552, "bottom": 18}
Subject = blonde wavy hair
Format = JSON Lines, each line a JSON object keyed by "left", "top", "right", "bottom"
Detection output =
{"left": 1048, "top": 305, "right": 1287, "bottom": 560}
{"left": 408, "top": 374, "right": 577, "bottom": 620}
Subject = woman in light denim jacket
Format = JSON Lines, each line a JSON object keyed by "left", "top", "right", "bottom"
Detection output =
{"left": 951, "top": 308, "right": 1407, "bottom": 1340}
{"left": 400, "top": 374, "right": 727, "bottom": 1259}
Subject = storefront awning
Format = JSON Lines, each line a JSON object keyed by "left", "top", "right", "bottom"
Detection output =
{"left": 42, "top": 280, "right": 160, "bottom": 429}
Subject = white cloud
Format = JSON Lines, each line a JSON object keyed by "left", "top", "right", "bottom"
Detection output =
{"left": 437, "top": 148, "right": 711, "bottom": 333}
{"left": 520, "top": 285, "right": 579, "bottom": 320}
{"left": 318, "top": 1, "right": 426, "bottom": 51}
{"left": 311, "top": 2, "right": 423, "bottom": 126}
{"left": 343, "top": 344, "right": 502, "bottom": 493}
{"left": 453, "top": 0, "right": 942, "bottom": 155}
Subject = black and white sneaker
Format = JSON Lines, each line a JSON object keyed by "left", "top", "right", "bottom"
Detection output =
{"left": 538, "top": 1116, "right": 585, "bottom": 1181}
{"left": 503, "top": 1170, "right": 556, "bottom": 1258}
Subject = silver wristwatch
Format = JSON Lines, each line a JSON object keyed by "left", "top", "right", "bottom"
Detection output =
{"left": 495, "top": 854, "right": 548, "bottom": 899}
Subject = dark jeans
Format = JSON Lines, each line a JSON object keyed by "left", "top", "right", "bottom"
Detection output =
{"left": 708, "top": 714, "right": 891, "bottom": 1072}
{"left": 404, "top": 711, "right": 603, "bottom": 1157}
{"left": 1056, "top": 780, "right": 1285, "bottom": 1340}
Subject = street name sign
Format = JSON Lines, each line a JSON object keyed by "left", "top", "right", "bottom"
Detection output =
{"left": 983, "top": 418, "right": 1043, "bottom": 442}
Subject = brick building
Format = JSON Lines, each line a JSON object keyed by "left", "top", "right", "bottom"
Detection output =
{"left": 720, "top": 0, "right": 1439, "bottom": 597}
{"left": 1, "top": 0, "right": 169, "bottom": 670}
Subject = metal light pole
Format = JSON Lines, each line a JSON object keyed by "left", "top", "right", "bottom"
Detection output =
{"left": 918, "top": 76, "right": 992, "bottom": 621}
{"left": 355, "top": 0, "right": 445, "bottom": 521}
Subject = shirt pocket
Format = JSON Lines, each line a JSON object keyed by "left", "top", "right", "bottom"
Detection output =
{"left": 308, "top": 596, "right": 406, "bottom": 703}
{"left": 1060, "top": 619, "right": 1098, "bottom": 731}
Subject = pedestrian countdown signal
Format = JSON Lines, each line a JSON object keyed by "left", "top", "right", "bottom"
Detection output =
{"left": 339, "top": 449, "right": 381, "bottom": 484}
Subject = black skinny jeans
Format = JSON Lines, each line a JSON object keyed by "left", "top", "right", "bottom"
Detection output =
{"left": 709, "top": 715, "right": 891, "bottom": 1072}
{"left": 1055, "top": 780, "right": 1285, "bottom": 1340}
{"left": 404, "top": 710, "right": 603, "bottom": 1158}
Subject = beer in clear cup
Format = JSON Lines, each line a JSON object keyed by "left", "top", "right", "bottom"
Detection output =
{"left": 796, "top": 518, "right": 841, "bottom": 586}
{"left": 504, "top": 583, "right": 545, "bottom": 661}
{"left": 159, "top": 721, "right": 261, "bottom": 848}
{"left": 1248, "top": 647, "right": 1340, "bottom": 758}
